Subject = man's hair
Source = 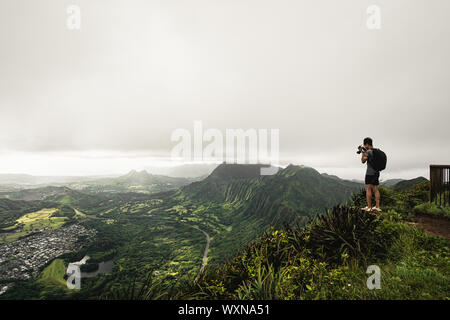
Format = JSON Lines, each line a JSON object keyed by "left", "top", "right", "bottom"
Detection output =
{"left": 363, "top": 137, "right": 373, "bottom": 146}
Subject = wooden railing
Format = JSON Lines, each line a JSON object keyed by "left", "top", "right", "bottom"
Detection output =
{"left": 430, "top": 165, "right": 450, "bottom": 207}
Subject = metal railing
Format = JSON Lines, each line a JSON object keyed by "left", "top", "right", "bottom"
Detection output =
{"left": 430, "top": 165, "right": 450, "bottom": 207}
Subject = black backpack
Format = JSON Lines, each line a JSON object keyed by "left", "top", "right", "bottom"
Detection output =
{"left": 369, "top": 148, "right": 387, "bottom": 172}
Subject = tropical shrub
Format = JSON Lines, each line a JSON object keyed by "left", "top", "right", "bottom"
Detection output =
{"left": 301, "top": 206, "right": 385, "bottom": 264}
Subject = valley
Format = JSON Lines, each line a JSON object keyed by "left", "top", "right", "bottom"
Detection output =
{"left": 0, "top": 164, "right": 363, "bottom": 299}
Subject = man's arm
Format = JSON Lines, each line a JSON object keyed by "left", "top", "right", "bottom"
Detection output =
{"left": 361, "top": 151, "right": 368, "bottom": 164}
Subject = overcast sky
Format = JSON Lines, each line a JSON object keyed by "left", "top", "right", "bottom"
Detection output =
{"left": 1, "top": 0, "right": 449, "bottom": 179}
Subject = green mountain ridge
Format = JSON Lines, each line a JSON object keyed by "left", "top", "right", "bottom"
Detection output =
{"left": 393, "top": 176, "right": 428, "bottom": 191}
{"left": 181, "top": 164, "right": 363, "bottom": 229}
{"left": 381, "top": 178, "right": 405, "bottom": 188}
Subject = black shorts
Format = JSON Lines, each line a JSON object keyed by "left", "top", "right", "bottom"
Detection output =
{"left": 365, "top": 172, "right": 380, "bottom": 186}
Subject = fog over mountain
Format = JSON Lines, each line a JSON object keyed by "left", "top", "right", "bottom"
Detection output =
{"left": 1, "top": 0, "right": 449, "bottom": 180}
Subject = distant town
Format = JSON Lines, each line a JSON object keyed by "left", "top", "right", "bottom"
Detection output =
{"left": 0, "top": 224, "right": 96, "bottom": 295}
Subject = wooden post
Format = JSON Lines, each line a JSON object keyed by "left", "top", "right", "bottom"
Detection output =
{"left": 430, "top": 165, "right": 450, "bottom": 207}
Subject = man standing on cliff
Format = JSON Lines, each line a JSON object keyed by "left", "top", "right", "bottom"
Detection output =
{"left": 361, "top": 137, "right": 382, "bottom": 213}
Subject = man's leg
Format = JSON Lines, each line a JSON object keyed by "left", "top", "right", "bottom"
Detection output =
{"left": 374, "top": 185, "right": 381, "bottom": 209}
{"left": 366, "top": 184, "right": 372, "bottom": 209}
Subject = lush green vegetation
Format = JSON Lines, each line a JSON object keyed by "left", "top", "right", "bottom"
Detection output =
{"left": 94, "top": 173, "right": 447, "bottom": 300}
{"left": 0, "top": 206, "right": 75, "bottom": 244}
{"left": 102, "top": 180, "right": 448, "bottom": 300}
{"left": 0, "top": 198, "right": 58, "bottom": 228}
{"left": 38, "top": 259, "right": 67, "bottom": 287}
{"left": 351, "top": 181, "right": 430, "bottom": 216}
{"left": 413, "top": 202, "right": 450, "bottom": 220}
{"left": 2, "top": 165, "right": 446, "bottom": 300}
{"left": 1, "top": 164, "right": 362, "bottom": 299}
{"left": 166, "top": 186, "right": 448, "bottom": 300}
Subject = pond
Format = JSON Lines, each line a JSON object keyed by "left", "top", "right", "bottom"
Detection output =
{"left": 81, "top": 260, "right": 115, "bottom": 278}
{"left": 68, "top": 255, "right": 114, "bottom": 278}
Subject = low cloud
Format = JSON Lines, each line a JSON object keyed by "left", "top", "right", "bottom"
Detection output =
{"left": 1, "top": 0, "right": 449, "bottom": 178}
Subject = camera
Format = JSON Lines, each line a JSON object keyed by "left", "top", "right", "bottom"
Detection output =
{"left": 356, "top": 145, "right": 367, "bottom": 154}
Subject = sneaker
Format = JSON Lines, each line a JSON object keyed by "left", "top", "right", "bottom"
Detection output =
{"left": 371, "top": 207, "right": 382, "bottom": 213}
{"left": 361, "top": 206, "right": 372, "bottom": 212}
